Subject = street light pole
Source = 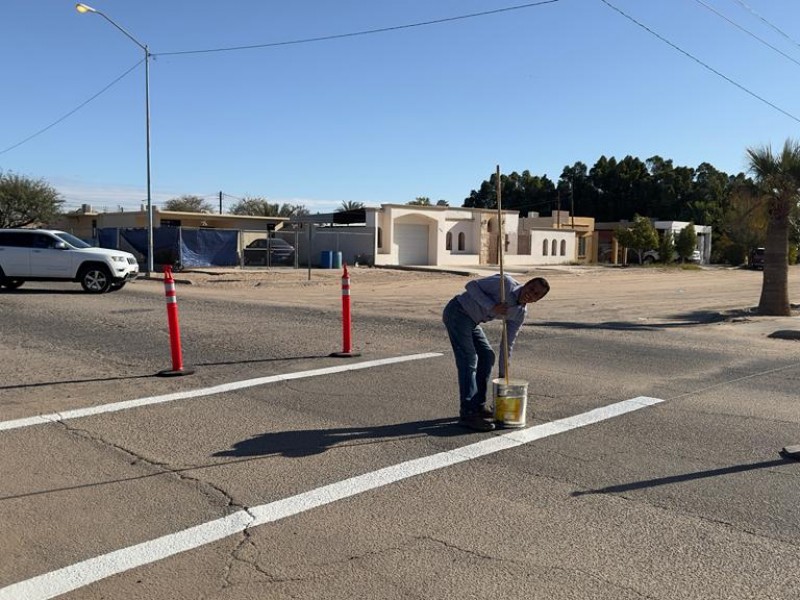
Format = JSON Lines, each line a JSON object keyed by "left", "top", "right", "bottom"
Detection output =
{"left": 76, "top": 3, "right": 155, "bottom": 275}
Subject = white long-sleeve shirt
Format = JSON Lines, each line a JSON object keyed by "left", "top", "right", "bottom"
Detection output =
{"left": 455, "top": 274, "right": 527, "bottom": 373}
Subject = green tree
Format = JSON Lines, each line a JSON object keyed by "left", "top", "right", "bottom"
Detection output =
{"left": 658, "top": 230, "right": 675, "bottom": 264}
{"left": 408, "top": 197, "right": 431, "bottom": 206}
{"left": 614, "top": 214, "right": 659, "bottom": 264}
{"left": 337, "top": 200, "right": 364, "bottom": 213}
{"left": 675, "top": 223, "right": 698, "bottom": 263}
{"left": 0, "top": 171, "right": 63, "bottom": 228}
{"left": 231, "top": 197, "right": 307, "bottom": 217}
{"left": 745, "top": 139, "right": 800, "bottom": 315}
{"left": 464, "top": 170, "right": 556, "bottom": 215}
{"left": 436, "top": 199, "right": 449, "bottom": 206}
{"left": 164, "top": 195, "right": 214, "bottom": 213}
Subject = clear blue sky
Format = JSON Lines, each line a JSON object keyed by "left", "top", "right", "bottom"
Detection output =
{"left": 2, "top": 0, "right": 799, "bottom": 215}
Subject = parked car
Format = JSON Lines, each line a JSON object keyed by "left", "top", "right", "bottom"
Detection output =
{"left": 642, "top": 249, "right": 702, "bottom": 264}
{"left": 749, "top": 247, "right": 765, "bottom": 269}
{"left": 243, "top": 237, "right": 295, "bottom": 266}
{"left": 0, "top": 229, "right": 139, "bottom": 293}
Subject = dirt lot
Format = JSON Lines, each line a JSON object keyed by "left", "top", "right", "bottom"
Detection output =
{"left": 162, "top": 264, "right": 800, "bottom": 326}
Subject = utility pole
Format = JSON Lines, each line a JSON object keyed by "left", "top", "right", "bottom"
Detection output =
{"left": 219, "top": 191, "right": 223, "bottom": 214}
{"left": 570, "top": 179, "right": 575, "bottom": 229}
{"left": 556, "top": 189, "right": 561, "bottom": 228}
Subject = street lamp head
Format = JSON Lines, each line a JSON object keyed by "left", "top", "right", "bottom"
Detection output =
{"left": 75, "top": 3, "right": 97, "bottom": 13}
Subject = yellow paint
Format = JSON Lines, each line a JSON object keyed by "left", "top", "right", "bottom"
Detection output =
{"left": 495, "top": 395, "right": 523, "bottom": 422}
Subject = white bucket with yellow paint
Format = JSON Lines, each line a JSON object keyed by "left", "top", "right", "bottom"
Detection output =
{"left": 492, "top": 378, "right": 529, "bottom": 428}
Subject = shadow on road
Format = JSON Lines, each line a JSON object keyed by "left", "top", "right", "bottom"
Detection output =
{"left": 0, "top": 373, "right": 155, "bottom": 391}
{"left": 195, "top": 354, "right": 330, "bottom": 367}
{"left": 0, "top": 288, "right": 85, "bottom": 295}
{"left": 214, "top": 417, "right": 469, "bottom": 458}
{"left": 0, "top": 355, "right": 333, "bottom": 390}
{"left": 571, "top": 458, "right": 790, "bottom": 496}
{"left": 534, "top": 310, "right": 731, "bottom": 332}
{"left": 534, "top": 308, "right": 762, "bottom": 333}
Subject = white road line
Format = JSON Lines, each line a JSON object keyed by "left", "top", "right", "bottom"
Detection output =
{"left": 0, "top": 353, "right": 442, "bottom": 433}
{"left": 0, "top": 396, "right": 663, "bottom": 600}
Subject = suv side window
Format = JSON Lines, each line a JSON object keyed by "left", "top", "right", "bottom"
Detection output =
{"left": 32, "top": 233, "right": 57, "bottom": 249}
{"left": 0, "top": 232, "right": 34, "bottom": 248}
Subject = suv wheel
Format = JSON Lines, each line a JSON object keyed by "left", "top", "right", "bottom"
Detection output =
{"left": 2, "top": 279, "right": 24, "bottom": 290}
{"left": 0, "top": 267, "right": 22, "bottom": 290}
{"left": 80, "top": 265, "right": 112, "bottom": 293}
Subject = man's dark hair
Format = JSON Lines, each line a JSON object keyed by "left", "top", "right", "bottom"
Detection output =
{"left": 529, "top": 277, "right": 550, "bottom": 295}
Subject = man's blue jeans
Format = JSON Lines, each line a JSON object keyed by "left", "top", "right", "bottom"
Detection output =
{"left": 443, "top": 297, "right": 495, "bottom": 417}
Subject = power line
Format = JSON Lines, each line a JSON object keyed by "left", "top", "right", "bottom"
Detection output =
{"left": 0, "top": 60, "right": 143, "bottom": 156}
{"left": 728, "top": 0, "right": 800, "bottom": 51}
{"left": 692, "top": 0, "right": 800, "bottom": 69}
{"left": 2, "top": 3, "right": 561, "bottom": 156}
{"left": 154, "top": 0, "right": 561, "bottom": 57}
{"left": 598, "top": 0, "right": 800, "bottom": 124}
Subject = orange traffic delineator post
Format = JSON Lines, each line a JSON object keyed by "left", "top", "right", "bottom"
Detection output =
{"left": 157, "top": 265, "right": 195, "bottom": 376}
{"left": 330, "top": 263, "right": 361, "bottom": 358}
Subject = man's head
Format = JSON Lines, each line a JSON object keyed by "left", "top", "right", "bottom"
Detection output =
{"left": 519, "top": 277, "right": 550, "bottom": 305}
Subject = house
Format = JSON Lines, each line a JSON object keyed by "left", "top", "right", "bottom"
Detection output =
{"left": 518, "top": 210, "right": 598, "bottom": 264}
{"left": 595, "top": 219, "right": 712, "bottom": 264}
{"left": 366, "top": 204, "right": 595, "bottom": 268}
{"left": 56, "top": 203, "right": 601, "bottom": 269}
{"left": 56, "top": 204, "right": 288, "bottom": 239}
{"left": 56, "top": 205, "right": 291, "bottom": 268}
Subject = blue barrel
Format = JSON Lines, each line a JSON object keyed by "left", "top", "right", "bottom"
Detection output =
{"left": 320, "top": 250, "right": 334, "bottom": 269}
{"left": 332, "top": 251, "right": 342, "bottom": 269}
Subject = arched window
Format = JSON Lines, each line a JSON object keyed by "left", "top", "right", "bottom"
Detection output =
{"left": 446, "top": 232, "right": 452, "bottom": 251}
{"left": 377, "top": 227, "right": 383, "bottom": 248}
{"left": 543, "top": 239, "right": 549, "bottom": 256}
{"left": 487, "top": 220, "right": 493, "bottom": 232}
{"left": 551, "top": 240, "right": 558, "bottom": 256}
{"left": 458, "top": 232, "right": 466, "bottom": 251}
{"left": 560, "top": 240, "right": 567, "bottom": 256}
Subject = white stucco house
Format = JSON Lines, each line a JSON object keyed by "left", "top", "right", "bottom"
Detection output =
{"left": 365, "top": 204, "right": 578, "bottom": 267}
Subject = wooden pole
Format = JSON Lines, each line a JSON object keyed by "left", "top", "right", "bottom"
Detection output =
{"left": 496, "top": 165, "right": 509, "bottom": 384}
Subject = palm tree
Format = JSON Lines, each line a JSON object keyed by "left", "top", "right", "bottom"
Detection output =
{"left": 336, "top": 200, "right": 364, "bottom": 213}
{"left": 745, "top": 139, "right": 800, "bottom": 315}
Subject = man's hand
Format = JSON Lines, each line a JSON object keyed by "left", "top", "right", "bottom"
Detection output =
{"left": 492, "top": 303, "right": 509, "bottom": 316}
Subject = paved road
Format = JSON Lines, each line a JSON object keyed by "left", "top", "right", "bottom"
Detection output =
{"left": 1, "top": 268, "right": 799, "bottom": 599}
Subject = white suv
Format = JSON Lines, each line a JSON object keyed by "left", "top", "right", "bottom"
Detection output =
{"left": 0, "top": 229, "right": 139, "bottom": 293}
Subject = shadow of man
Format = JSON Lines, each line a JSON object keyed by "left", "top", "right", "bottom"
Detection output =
{"left": 213, "top": 417, "right": 470, "bottom": 458}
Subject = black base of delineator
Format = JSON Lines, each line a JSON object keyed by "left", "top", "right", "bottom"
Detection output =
{"left": 779, "top": 445, "right": 800, "bottom": 460}
{"left": 329, "top": 352, "right": 362, "bottom": 358}
{"left": 157, "top": 366, "right": 196, "bottom": 377}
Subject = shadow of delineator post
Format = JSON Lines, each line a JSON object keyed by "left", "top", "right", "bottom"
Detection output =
{"left": 779, "top": 445, "right": 800, "bottom": 461}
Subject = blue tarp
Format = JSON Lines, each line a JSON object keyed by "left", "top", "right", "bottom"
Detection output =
{"left": 179, "top": 229, "right": 238, "bottom": 267}
{"left": 98, "top": 227, "right": 239, "bottom": 269}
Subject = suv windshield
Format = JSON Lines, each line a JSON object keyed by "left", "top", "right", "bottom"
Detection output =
{"left": 54, "top": 232, "right": 92, "bottom": 249}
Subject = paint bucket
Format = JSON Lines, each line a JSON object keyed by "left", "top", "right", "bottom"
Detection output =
{"left": 492, "top": 378, "right": 528, "bottom": 428}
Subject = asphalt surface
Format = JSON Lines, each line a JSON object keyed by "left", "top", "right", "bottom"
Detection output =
{"left": 1, "top": 266, "right": 799, "bottom": 599}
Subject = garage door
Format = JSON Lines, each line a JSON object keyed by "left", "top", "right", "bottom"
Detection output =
{"left": 396, "top": 224, "right": 429, "bottom": 265}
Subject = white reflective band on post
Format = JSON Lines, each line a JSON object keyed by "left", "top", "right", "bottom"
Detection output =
{"left": 165, "top": 296, "right": 177, "bottom": 304}
{"left": 164, "top": 283, "right": 176, "bottom": 293}
{"left": 342, "top": 290, "right": 350, "bottom": 296}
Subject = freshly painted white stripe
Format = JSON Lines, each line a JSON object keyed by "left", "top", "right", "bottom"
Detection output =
{"left": 0, "top": 353, "right": 442, "bottom": 433}
{"left": 0, "top": 396, "right": 663, "bottom": 600}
